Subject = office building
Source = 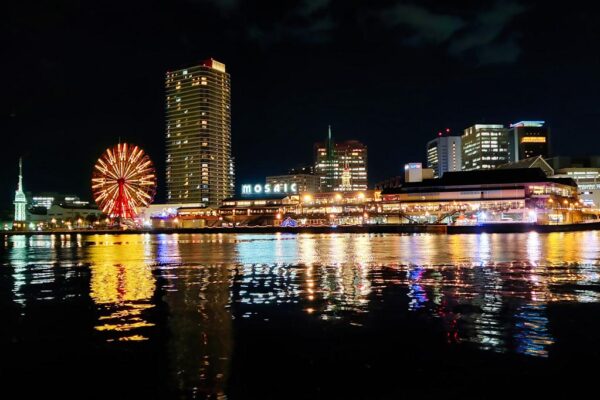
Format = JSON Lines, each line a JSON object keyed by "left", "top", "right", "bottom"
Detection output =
{"left": 266, "top": 174, "right": 321, "bottom": 193}
{"left": 427, "top": 133, "right": 462, "bottom": 178}
{"left": 288, "top": 165, "right": 316, "bottom": 175}
{"left": 314, "top": 127, "right": 368, "bottom": 191}
{"left": 165, "top": 58, "right": 234, "bottom": 206}
{"left": 509, "top": 121, "right": 550, "bottom": 161}
{"left": 462, "top": 124, "right": 510, "bottom": 170}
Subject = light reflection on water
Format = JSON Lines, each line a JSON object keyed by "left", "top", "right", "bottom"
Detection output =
{"left": 3, "top": 231, "right": 600, "bottom": 395}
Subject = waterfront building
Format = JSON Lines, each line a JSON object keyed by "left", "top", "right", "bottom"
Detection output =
{"left": 374, "top": 176, "right": 404, "bottom": 190}
{"left": 30, "top": 193, "right": 90, "bottom": 211}
{"left": 509, "top": 121, "right": 550, "bottom": 161}
{"left": 404, "top": 163, "right": 435, "bottom": 183}
{"left": 427, "top": 133, "right": 462, "bottom": 178}
{"left": 13, "top": 158, "right": 27, "bottom": 229}
{"left": 165, "top": 58, "right": 234, "bottom": 206}
{"left": 27, "top": 204, "right": 104, "bottom": 228}
{"left": 553, "top": 168, "right": 600, "bottom": 207}
{"left": 545, "top": 156, "right": 600, "bottom": 207}
{"left": 462, "top": 124, "right": 510, "bottom": 170}
{"left": 151, "top": 206, "right": 220, "bottom": 229}
{"left": 314, "top": 126, "right": 367, "bottom": 192}
{"left": 219, "top": 194, "right": 298, "bottom": 226}
{"left": 296, "top": 190, "right": 381, "bottom": 225}
{"left": 381, "top": 168, "right": 580, "bottom": 225}
{"left": 266, "top": 174, "right": 321, "bottom": 193}
{"left": 497, "top": 156, "right": 555, "bottom": 176}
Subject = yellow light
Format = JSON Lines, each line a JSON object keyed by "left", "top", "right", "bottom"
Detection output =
{"left": 303, "top": 194, "right": 313, "bottom": 202}
{"left": 357, "top": 192, "right": 365, "bottom": 200}
{"left": 276, "top": 213, "right": 281, "bottom": 219}
{"left": 335, "top": 193, "right": 342, "bottom": 201}
{"left": 521, "top": 136, "right": 546, "bottom": 143}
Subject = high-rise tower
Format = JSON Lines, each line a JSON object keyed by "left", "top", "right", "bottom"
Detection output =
{"left": 508, "top": 120, "right": 550, "bottom": 161}
{"left": 314, "top": 126, "right": 368, "bottom": 191}
{"left": 461, "top": 124, "right": 510, "bottom": 170}
{"left": 13, "top": 158, "right": 27, "bottom": 224}
{"left": 165, "top": 58, "right": 234, "bottom": 206}
{"left": 427, "top": 131, "right": 462, "bottom": 178}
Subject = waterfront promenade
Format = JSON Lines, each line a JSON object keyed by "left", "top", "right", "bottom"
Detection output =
{"left": 4, "top": 221, "right": 600, "bottom": 237}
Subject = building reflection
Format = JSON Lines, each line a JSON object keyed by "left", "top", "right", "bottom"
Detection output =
{"left": 86, "top": 234, "right": 156, "bottom": 342}
{"left": 6, "top": 234, "right": 86, "bottom": 308}
{"left": 230, "top": 231, "right": 598, "bottom": 358}
{"left": 4, "top": 230, "right": 600, "bottom": 369}
{"left": 156, "top": 235, "right": 234, "bottom": 399}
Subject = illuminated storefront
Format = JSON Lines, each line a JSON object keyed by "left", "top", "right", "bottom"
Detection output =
{"left": 381, "top": 168, "right": 580, "bottom": 225}
{"left": 292, "top": 190, "right": 382, "bottom": 225}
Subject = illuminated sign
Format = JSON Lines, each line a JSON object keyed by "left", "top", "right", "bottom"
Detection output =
{"left": 404, "top": 163, "right": 422, "bottom": 170}
{"left": 510, "top": 120, "right": 545, "bottom": 128}
{"left": 521, "top": 137, "right": 546, "bottom": 143}
{"left": 241, "top": 183, "right": 298, "bottom": 195}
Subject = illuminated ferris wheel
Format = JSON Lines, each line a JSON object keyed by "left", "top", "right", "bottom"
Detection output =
{"left": 92, "top": 143, "right": 157, "bottom": 219}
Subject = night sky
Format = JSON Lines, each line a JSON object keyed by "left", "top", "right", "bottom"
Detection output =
{"left": 4, "top": 0, "right": 600, "bottom": 210}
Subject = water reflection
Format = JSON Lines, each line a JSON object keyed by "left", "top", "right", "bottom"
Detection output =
{"left": 3, "top": 231, "right": 600, "bottom": 397}
{"left": 86, "top": 235, "right": 156, "bottom": 342}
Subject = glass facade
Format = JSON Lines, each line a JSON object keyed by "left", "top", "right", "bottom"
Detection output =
{"left": 462, "top": 124, "right": 510, "bottom": 170}
{"left": 427, "top": 135, "right": 462, "bottom": 178}
{"left": 314, "top": 139, "right": 368, "bottom": 192}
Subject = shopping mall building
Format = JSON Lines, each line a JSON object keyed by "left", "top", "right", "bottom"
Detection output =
{"left": 151, "top": 168, "right": 584, "bottom": 227}
{"left": 380, "top": 168, "right": 581, "bottom": 225}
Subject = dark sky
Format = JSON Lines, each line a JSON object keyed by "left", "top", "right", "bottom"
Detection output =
{"left": 3, "top": 0, "right": 600, "bottom": 209}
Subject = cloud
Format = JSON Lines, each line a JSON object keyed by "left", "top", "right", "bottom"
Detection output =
{"left": 380, "top": 4, "right": 465, "bottom": 45}
{"left": 474, "top": 35, "right": 521, "bottom": 65}
{"left": 298, "top": 0, "right": 331, "bottom": 16}
{"left": 378, "top": 1, "right": 526, "bottom": 65}
{"left": 245, "top": 0, "right": 335, "bottom": 46}
{"left": 448, "top": 2, "right": 526, "bottom": 64}
{"left": 191, "top": 0, "right": 526, "bottom": 64}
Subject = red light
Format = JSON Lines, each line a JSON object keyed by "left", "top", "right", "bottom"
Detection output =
{"left": 438, "top": 132, "right": 442, "bottom": 136}
{"left": 446, "top": 128, "right": 450, "bottom": 132}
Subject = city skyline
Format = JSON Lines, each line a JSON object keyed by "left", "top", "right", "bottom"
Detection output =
{"left": 4, "top": 1, "right": 600, "bottom": 210}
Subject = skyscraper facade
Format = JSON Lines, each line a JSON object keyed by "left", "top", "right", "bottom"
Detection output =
{"left": 314, "top": 127, "right": 368, "bottom": 191}
{"left": 462, "top": 124, "right": 510, "bottom": 170}
{"left": 165, "top": 58, "right": 234, "bottom": 206}
{"left": 508, "top": 120, "right": 550, "bottom": 161}
{"left": 427, "top": 134, "right": 462, "bottom": 178}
